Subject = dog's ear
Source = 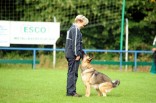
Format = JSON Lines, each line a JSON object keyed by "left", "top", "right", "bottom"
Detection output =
{"left": 88, "top": 53, "right": 94, "bottom": 59}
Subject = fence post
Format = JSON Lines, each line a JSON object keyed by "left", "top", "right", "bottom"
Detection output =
{"left": 120, "top": 51, "right": 123, "bottom": 71}
{"left": 134, "top": 51, "right": 137, "bottom": 71}
{"left": 33, "top": 49, "right": 36, "bottom": 69}
{"left": 53, "top": 44, "right": 56, "bottom": 68}
{"left": 125, "top": 18, "right": 129, "bottom": 71}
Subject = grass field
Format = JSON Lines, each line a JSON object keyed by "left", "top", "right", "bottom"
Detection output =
{"left": 0, "top": 68, "right": 156, "bottom": 103}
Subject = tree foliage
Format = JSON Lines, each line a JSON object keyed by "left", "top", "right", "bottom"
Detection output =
{"left": 125, "top": 0, "right": 156, "bottom": 50}
{"left": 0, "top": 0, "right": 156, "bottom": 50}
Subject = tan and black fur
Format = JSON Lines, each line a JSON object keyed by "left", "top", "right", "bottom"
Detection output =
{"left": 81, "top": 55, "right": 120, "bottom": 97}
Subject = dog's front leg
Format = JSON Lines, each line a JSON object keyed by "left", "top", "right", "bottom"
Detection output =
{"left": 85, "top": 83, "right": 91, "bottom": 97}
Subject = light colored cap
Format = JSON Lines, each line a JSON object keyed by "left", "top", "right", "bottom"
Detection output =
{"left": 75, "top": 15, "right": 89, "bottom": 25}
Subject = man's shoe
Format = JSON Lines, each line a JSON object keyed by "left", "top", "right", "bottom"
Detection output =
{"left": 66, "top": 93, "right": 82, "bottom": 97}
{"left": 72, "top": 93, "right": 82, "bottom": 97}
{"left": 66, "top": 94, "right": 72, "bottom": 96}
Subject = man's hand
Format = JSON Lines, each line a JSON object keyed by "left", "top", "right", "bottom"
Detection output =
{"left": 152, "top": 48, "right": 156, "bottom": 52}
{"left": 75, "top": 56, "right": 80, "bottom": 60}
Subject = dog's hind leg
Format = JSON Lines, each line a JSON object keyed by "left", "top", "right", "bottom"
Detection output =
{"left": 99, "top": 86, "right": 107, "bottom": 97}
{"left": 99, "top": 82, "right": 112, "bottom": 97}
{"left": 96, "top": 89, "right": 102, "bottom": 96}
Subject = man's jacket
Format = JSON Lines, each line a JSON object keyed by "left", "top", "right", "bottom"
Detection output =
{"left": 65, "top": 24, "right": 84, "bottom": 59}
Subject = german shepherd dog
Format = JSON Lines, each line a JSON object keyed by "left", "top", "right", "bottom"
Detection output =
{"left": 81, "top": 55, "right": 120, "bottom": 97}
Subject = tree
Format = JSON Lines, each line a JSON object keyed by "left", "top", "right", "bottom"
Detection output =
{"left": 125, "top": 0, "right": 156, "bottom": 50}
{"left": 0, "top": 0, "right": 156, "bottom": 50}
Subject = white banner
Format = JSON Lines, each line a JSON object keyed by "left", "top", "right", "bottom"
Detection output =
{"left": 0, "top": 21, "right": 10, "bottom": 47}
{"left": 0, "top": 21, "right": 60, "bottom": 46}
{"left": 10, "top": 21, "right": 60, "bottom": 45}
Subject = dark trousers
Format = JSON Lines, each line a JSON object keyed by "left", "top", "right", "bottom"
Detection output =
{"left": 66, "top": 58, "right": 80, "bottom": 95}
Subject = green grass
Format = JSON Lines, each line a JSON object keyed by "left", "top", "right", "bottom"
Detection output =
{"left": 0, "top": 68, "right": 156, "bottom": 103}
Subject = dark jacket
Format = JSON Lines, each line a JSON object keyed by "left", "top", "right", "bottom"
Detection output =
{"left": 65, "top": 24, "right": 84, "bottom": 59}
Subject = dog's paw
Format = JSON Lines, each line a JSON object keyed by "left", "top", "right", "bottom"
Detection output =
{"left": 85, "top": 94, "right": 90, "bottom": 97}
{"left": 102, "top": 93, "right": 107, "bottom": 97}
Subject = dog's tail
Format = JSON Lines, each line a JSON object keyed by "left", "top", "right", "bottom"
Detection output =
{"left": 112, "top": 80, "right": 120, "bottom": 88}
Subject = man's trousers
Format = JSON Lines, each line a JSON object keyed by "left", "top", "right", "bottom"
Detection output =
{"left": 66, "top": 58, "right": 80, "bottom": 95}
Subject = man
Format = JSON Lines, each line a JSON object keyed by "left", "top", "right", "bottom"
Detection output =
{"left": 65, "top": 15, "right": 89, "bottom": 97}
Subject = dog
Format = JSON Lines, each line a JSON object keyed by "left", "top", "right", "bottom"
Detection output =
{"left": 81, "top": 55, "right": 120, "bottom": 97}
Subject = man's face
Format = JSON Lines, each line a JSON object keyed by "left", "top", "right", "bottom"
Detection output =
{"left": 79, "top": 21, "right": 86, "bottom": 29}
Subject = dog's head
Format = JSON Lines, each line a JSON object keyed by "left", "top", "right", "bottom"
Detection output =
{"left": 82, "top": 55, "right": 93, "bottom": 63}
